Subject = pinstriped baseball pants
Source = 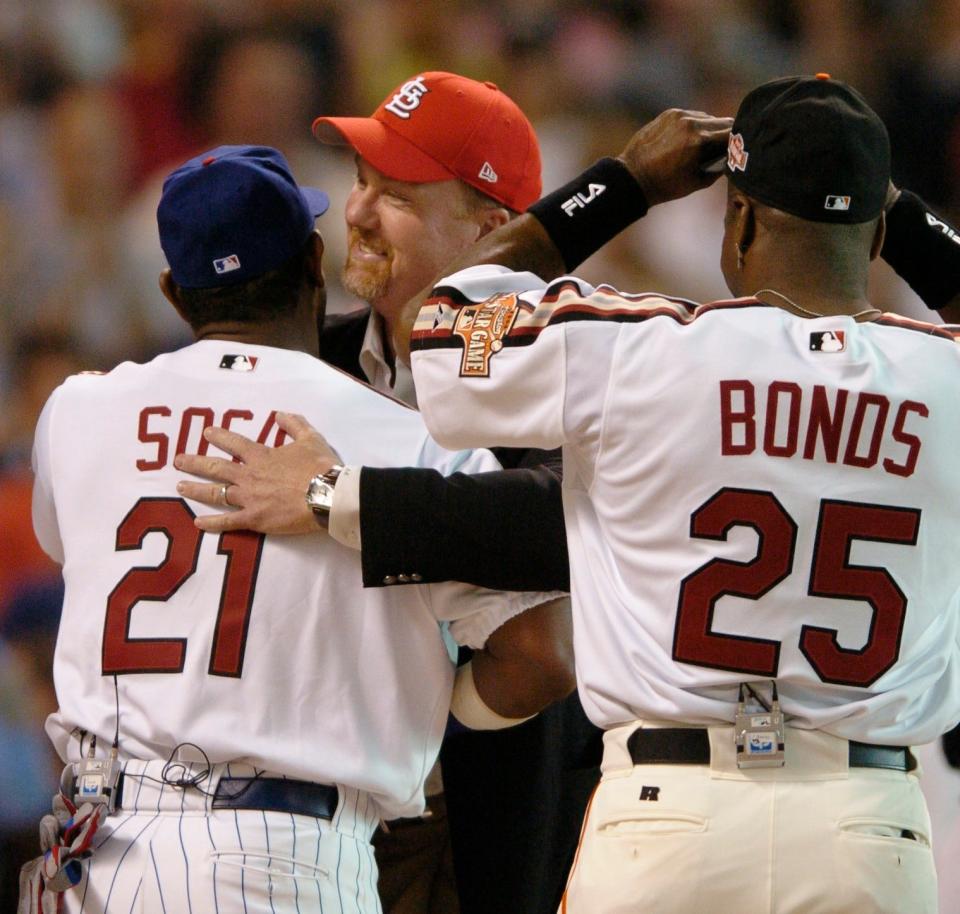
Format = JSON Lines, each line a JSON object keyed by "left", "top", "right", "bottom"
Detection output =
{"left": 59, "top": 761, "right": 383, "bottom": 914}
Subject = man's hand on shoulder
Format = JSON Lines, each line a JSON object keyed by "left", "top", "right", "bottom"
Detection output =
{"left": 175, "top": 412, "right": 340, "bottom": 535}
{"left": 619, "top": 108, "right": 733, "bottom": 207}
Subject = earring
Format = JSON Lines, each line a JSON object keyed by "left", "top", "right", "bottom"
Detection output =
{"left": 736, "top": 243, "right": 745, "bottom": 271}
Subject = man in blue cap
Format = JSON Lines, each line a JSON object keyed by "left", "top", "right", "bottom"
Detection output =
{"left": 20, "top": 145, "right": 568, "bottom": 914}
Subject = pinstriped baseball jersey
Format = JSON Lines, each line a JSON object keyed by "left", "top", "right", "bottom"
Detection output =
{"left": 32, "top": 340, "right": 548, "bottom": 823}
{"left": 411, "top": 264, "right": 960, "bottom": 746}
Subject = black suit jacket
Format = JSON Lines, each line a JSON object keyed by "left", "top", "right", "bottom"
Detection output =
{"left": 320, "top": 306, "right": 597, "bottom": 914}
{"left": 321, "top": 306, "right": 571, "bottom": 592}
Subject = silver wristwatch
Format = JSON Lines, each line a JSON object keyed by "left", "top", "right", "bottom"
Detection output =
{"left": 305, "top": 464, "right": 344, "bottom": 526}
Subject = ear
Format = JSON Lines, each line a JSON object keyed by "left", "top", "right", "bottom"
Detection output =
{"left": 304, "top": 230, "right": 326, "bottom": 288}
{"left": 476, "top": 206, "right": 511, "bottom": 240}
{"left": 159, "top": 269, "right": 190, "bottom": 323}
{"left": 729, "top": 190, "right": 755, "bottom": 256}
{"left": 869, "top": 211, "right": 885, "bottom": 262}
{"left": 305, "top": 231, "right": 327, "bottom": 332}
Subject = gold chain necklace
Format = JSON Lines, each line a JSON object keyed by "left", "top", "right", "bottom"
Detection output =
{"left": 755, "top": 288, "right": 881, "bottom": 321}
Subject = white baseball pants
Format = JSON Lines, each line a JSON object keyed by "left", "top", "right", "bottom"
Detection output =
{"left": 561, "top": 723, "right": 937, "bottom": 914}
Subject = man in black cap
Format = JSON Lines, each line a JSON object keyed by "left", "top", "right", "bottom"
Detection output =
{"left": 401, "top": 75, "right": 953, "bottom": 913}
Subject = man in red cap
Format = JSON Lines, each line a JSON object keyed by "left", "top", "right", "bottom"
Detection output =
{"left": 310, "top": 72, "right": 580, "bottom": 914}
{"left": 313, "top": 72, "right": 541, "bottom": 405}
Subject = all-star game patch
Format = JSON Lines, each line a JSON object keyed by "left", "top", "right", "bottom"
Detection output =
{"left": 809, "top": 330, "right": 846, "bottom": 352}
{"left": 452, "top": 293, "right": 520, "bottom": 377}
{"left": 219, "top": 354, "right": 259, "bottom": 371}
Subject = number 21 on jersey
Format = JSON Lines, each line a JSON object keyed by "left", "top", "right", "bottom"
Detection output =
{"left": 101, "top": 497, "right": 264, "bottom": 677}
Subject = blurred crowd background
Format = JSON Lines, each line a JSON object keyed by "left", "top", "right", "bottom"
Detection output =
{"left": 1, "top": 0, "right": 959, "bottom": 907}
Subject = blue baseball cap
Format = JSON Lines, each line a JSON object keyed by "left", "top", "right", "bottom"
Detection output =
{"left": 157, "top": 145, "right": 330, "bottom": 289}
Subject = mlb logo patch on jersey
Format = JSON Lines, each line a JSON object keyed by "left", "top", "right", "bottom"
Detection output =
{"left": 219, "top": 354, "right": 258, "bottom": 371}
{"left": 824, "top": 195, "right": 851, "bottom": 212}
{"left": 214, "top": 254, "right": 242, "bottom": 275}
{"left": 809, "top": 330, "right": 845, "bottom": 352}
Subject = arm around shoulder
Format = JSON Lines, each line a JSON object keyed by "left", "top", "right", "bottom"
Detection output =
{"left": 358, "top": 464, "right": 569, "bottom": 591}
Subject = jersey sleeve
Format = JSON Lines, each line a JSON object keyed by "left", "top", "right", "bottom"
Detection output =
{"left": 427, "top": 582, "right": 566, "bottom": 650}
{"left": 410, "top": 265, "right": 570, "bottom": 451}
{"left": 31, "top": 388, "right": 64, "bottom": 564}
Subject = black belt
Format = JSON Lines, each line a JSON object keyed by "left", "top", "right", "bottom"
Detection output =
{"left": 80, "top": 770, "right": 338, "bottom": 820}
{"left": 627, "top": 728, "right": 915, "bottom": 771}
{"left": 210, "top": 777, "right": 339, "bottom": 819}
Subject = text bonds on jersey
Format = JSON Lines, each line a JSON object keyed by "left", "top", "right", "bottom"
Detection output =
{"left": 719, "top": 381, "right": 927, "bottom": 477}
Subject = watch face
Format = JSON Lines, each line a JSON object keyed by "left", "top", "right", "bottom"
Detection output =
{"left": 306, "top": 466, "right": 343, "bottom": 516}
{"left": 307, "top": 478, "right": 335, "bottom": 514}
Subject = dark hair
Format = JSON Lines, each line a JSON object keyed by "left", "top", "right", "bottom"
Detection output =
{"left": 175, "top": 239, "right": 311, "bottom": 330}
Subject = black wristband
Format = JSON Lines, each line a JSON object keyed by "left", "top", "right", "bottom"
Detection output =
{"left": 881, "top": 189, "right": 960, "bottom": 311}
{"left": 944, "top": 723, "right": 960, "bottom": 770}
{"left": 527, "top": 157, "right": 649, "bottom": 273}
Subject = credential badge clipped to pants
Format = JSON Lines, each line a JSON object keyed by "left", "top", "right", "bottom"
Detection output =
{"left": 735, "top": 682, "right": 785, "bottom": 768}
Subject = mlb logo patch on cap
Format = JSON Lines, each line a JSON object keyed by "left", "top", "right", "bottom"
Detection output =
{"left": 810, "top": 330, "right": 845, "bottom": 352}
{"left": 214, "top": 254, "right": 242, "bottom": 275}
{"left": 824, "top": 195, "right": 851, "bottom": 212}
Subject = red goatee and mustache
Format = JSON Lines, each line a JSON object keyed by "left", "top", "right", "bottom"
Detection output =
{"left": 342, "top": 227, "right": 393, "bottom": 304}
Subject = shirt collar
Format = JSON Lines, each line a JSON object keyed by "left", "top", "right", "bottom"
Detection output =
{"left": 358, "top": 309, "right": 418, "bottom": 407}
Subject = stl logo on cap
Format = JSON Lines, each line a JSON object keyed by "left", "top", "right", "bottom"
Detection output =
{"left": 727, "top": 133, "right": 749, "bottom": 172}
{"left": 383, "top": 76, "right": 430, "bottom": 120}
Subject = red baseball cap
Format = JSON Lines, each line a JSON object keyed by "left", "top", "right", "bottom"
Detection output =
{"left": 312, "top": 72, "right": 542, "bottom": 212}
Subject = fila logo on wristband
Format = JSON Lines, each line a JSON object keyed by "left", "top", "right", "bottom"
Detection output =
{"left": 561, "top": 183, "right": 606, "bottom": 216}
{"left": 925, "top": 212, "right": 960, "bottom": 245}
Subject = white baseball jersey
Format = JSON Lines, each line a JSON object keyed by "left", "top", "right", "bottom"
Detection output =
{"left": 33, "top": 339, "right": 546, "bottom": 820}
{"left": 411, "top": 265, "right": 960, "bottom": 746}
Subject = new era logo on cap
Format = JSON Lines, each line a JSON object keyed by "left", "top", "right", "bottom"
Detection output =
{"left": 478, "top": 162, "right": 498, "bottom": 184}
{"left": 214, "top": 254, "right": 242, "bottom": 275}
